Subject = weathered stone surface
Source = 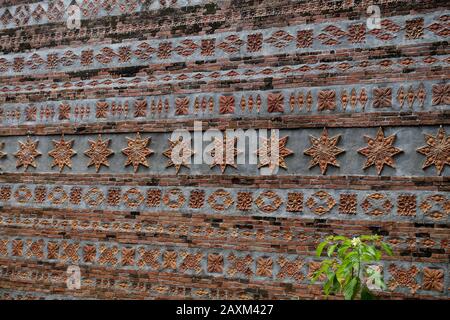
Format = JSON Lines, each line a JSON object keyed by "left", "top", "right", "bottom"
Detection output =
{"left": 0, "top": 0, "right": 448, "bottom": 300}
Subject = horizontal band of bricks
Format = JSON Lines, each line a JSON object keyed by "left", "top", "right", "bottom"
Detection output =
{"left": 0, "top": 0, "right": 434, "bottom": 33}
{"left": 0, "top": 264, "right": 337, "bottom": 300}
{"left": 0, "top": 260, "right": 445, "bottom": 300}
{"left": 0, "top": 288, "right": 85, "bottom": 301}
{"left": 0, "top": 235, "right": 447, "bottom": 296}
{"left": 1, "top": 209, "right": 447, "bottom": 262}
{"left": 0, "top": 264, "right": 321, "bottom": 300}
{"left": 0, "top": 112, "right": 448, "bottom": 136}
{"left": 2, "top": 54, "right": 448, "bottom": 99}
{"left": 0, "top": 80, "right": 447, "bottom": 128}
{"left": 0, "top": 126, "right": 448, "bottom": 177}
{"left": 0, "top": 0, "right": 443, "bottom": 54}
{"left": 0, "top": 183, "right": 448, "bottom": 222}
{"left": 0, "top": 269, "right": 441, "bottom": 300}
{"left": 2, "top": 39, "right": 448, "bottom": 89}
{"left": 1, "top": 0, "right": 448, "bottom": 301}
{"left": 0, "top": 0, "right": 209, "bottom": 31}
{"left": 1, "top": 11, "right": 447, "bottom": 77}
{"left": 0, "top": 173, "right": 447, "bottom": 190}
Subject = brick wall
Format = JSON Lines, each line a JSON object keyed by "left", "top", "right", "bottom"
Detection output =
{"left": 0, "top": 0, "right": 448, "bottom": 300}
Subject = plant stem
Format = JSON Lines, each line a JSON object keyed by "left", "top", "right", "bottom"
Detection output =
{"left": 354, "top": 244, "right": 361, "bottom": 300}
{"left": 357, "top": 245, "right": 362, "bottom": 279}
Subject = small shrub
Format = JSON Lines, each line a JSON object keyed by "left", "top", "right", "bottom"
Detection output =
{"left": 311, "top": 235, "right": 393, "bottom": 300}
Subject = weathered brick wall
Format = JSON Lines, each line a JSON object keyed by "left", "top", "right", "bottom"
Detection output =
{"left": 0, "top": 0, "right": 448, "bottom": 300}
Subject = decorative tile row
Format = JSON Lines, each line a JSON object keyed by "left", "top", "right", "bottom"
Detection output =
{"left": 1, "top": 212, "right": 446, "bottom": 251}
{"left": 0, "top": 236, "right": 447, "bottom": 294}
{"left": 0, "top": 236, "right": 321, "bottom": 283}
{"left": 0, "top": 12, "right": 448, "bottom": 76}
{"left": 0, "top": 289, "right": 81, "bottom": 301}
{"left": 1, "top": 126, "right": 449, "bottom": 176}
{"left": 1, "top": 55, "right": 448, "bottom": 96}
{"left": 0, "top": 261, "right": 446, "bottom": 299}
{"left": 0, "top": 82, "right": 448, "bottom": 127}
{"left": 0, "top": 0, "right": 418, "bottom": 54}
{"left": 0, "top": 0, "right": 207, "bottom": 30}
{"left": 0, "top": 269, "right": 264, "bottom": 300}
{"left": 0, "top": 184, "right": 448, "bottom": 221}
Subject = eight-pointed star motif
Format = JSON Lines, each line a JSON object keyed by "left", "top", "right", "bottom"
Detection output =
{"left": 209, "top": 135, "right": 240, "bottom": 173}
{"left": 84, "top": 134, "right": 114, "bottom": 172}
{"left": 14, "top": 136, "right": 42, "bottom": 171}
{"left": 256, "top": 133, "right": 293, "bottom": 172}
{"left": 358, "top": 127, "right": 403, "bottom": 175}
{"left": 304, "top": 128, "right": 345, "bottom": 175}
{"left": 48, "top": 135, "right": 77, "bottom": 172}
{"left": 417, "top": 126, "right": 450, "bottom": 175}
{"left": 162, "top": 137, "right": 194, "bottom": 174}
{"left": 122, "top": 132, "right": 154, "bottom": 173}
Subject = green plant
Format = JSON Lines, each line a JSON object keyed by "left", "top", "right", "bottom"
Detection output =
{"left": 311, "top": 235, "right": 393, "bottom": 300}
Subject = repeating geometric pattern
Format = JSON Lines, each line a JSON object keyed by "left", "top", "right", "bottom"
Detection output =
{"left": 0, "top": 12, "right": 449, "bottom": 76}
{"left": 0, "top": 235, "right": 447, "bottom": 293}
{"left": 0, "top": 0, "right": 207, "bottom": 30}
{"left": 0, "top": 127, "right": 448, "bottom": 176}
{"left": 0, "top": 81, "right": 447, "bottom": 127}
{"left": 0, "top": 183, "right": 448, "bottom": 221}
{"left": 0, "top": 56, "right": 448, "bottom": 96}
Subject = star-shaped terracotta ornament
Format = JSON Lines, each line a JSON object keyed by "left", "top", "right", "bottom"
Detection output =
{"left": 163, "top": 137, "right": 194, "bottom": 174}
{"left": 358, "top": 127, "right": 403, "bottom": 175}
{"left": 122, "top": 132, "right": 154, "bottom": 173}
{"left": 84, "top": 134, "right": 114, "bottom": 172}
{"left": 48, "top": 135, "right": 77, "bottom": 172}
{"left": 417, "top": 126, "right": 450, "bottom": 175}
{"left": 14, "top": 136, "right": 42, "bottom": 171}
{"left": 304, "top": 128, "right": 345, "bottom": 175}
{"left": 209, "top": 135, "right": 240, "bottom": 174}
{"left": 256, "top": 133, "right": 293, "bottom": 172}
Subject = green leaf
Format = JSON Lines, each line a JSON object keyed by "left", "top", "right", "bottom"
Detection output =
{"left": 332, "top": 236, "right": 347, "bottom": 241}
{"left": 341, "top": 270, "right": 353, "bottom": 288}
{"left": 312, "top": 260, "right": 333, "bottom": 283}
{"left": 375, "top": 250, "right": 381, "bottom": 260}
{"left": 343, "top": 278, "right": 359, "bottom": 300}
{"left": 381, "top": 242, "right": 393, "bottom": 256}
{"left": 316, "top": 241, "right": 328, "bottom": 257}
{"left": 337, "top": 245, "right": 350, "bottom": 259}
{"left": 375, "top": 278, "right": 387, "bottom": 290}
{"left": 320, "top": 260, "right": 333, "bottom": 271}
{"left": 365, "top": 245, "right": 377, "bottom": 256}
{"left": 342, "top": 260, "right": 355, "bottom": 273}
{"left": 324, "top": 274, "right": 339, "bottom": 295}
{"left": 327, "top": 244, "right": 338, "bottom": 257}
{"left": 330, "top": 274, "right": 341, "bottom": 294}
{"left": 335, "top": 267, "right": 349, "bottom": 285}
{"left": 361, "top": 235, "right": 379, "bottom": 242}
{"left": 342, "top": 239, "right": 352, "bottom": 247}
{"left": 361, "top": 253, "right": 376, "bottom": 262}
{"left": 344, "top": 251, "right": 359, "bottom": 263}
{"left": 312, "top": 268, "right": 326, "bottom": 282}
